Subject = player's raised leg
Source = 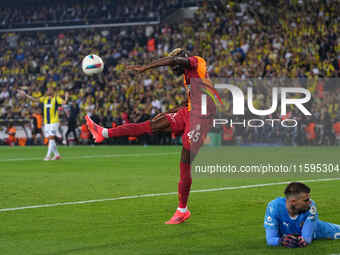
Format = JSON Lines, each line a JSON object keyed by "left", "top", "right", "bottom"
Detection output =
{"left": 85, "top": 115, "right": 105, "bottom": 143}
{"left": 85, "top": 113, "right": 171, "bottom": 143}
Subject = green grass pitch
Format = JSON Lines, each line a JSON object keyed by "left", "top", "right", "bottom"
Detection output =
{"left": 0, "top": 145, "right": 340, "bottom": 255}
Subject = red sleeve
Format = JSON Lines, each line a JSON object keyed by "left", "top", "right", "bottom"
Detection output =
{"left": 187, "top": 56, "right": 198, "bottom": 70}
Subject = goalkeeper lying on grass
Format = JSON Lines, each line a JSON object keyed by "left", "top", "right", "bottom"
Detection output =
{"left": 264, "top": 182, "right": 340, "bottom": 248}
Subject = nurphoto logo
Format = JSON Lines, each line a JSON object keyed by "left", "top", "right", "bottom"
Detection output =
{"left": 201, "top": 83, "right": 312, "bottom": 128}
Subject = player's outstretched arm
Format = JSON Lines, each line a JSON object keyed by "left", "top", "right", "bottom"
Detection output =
{"left": 64, "top": 91, "right": 69, "bottom": 102}
{"left": 299, "top": 202, "right": 318, "bottom": 247}
{"left": 265, "top": 228, "right": 281, "bottom": 246}
{"left": 18, "top": 89, "right": 39, "bottom": 102}
{"left": 61, "top": 91, "right": 70, "bottom": 105}
{"left": 266, "top": 229, "right": 305, "bottom": 248}
{"left": 56, "top": 91, "right": 70, "bottom": 112}
{"left": 126, "top": 56, "right": 190, "bottom": 73}
{"left": 299, "top": 218, "right": 316, "bottom": 246}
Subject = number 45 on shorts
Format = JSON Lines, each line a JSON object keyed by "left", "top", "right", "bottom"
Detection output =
{"left": 187, "top": 125, "right": 201, "bottom": 143}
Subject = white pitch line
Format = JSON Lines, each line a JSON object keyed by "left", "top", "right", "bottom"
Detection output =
{"left": 0, "top": 152, "right": 180, "bottom": 162}
{"left": 1, "top": 177, "right": 340, "bottom": 213}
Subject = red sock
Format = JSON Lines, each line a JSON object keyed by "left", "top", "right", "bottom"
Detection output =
{"left": 178, "top": 161, "right": 192, "bottom": 208}
{"left": 108, "top": 121, "right": 152, "bottom": 137}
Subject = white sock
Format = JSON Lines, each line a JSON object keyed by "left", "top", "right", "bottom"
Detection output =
{"left": 102, "top": 128, "right": 109, "bottom": 138}
{"left": 50, "top": 139, "right": 59, "bottom": 156}
{"left": 177, "top": 207, "right": 187, "bottom": 213}
{"left": 46, "top": 140, "right": 53, "bottom": 158}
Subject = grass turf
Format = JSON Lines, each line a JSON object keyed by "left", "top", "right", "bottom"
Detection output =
{"left": 0, "top": 145, "right": 339, "bottom": 255}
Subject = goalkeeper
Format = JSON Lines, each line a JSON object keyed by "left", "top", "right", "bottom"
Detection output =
{"left": 264, "top": 182, "right": 340, "bottom": 248}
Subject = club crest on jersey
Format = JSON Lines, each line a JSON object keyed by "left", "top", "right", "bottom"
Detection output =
{"left": 309, "top": 205, "right": 317, "bottom": 215}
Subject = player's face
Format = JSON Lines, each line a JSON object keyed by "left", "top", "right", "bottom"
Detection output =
{"left": 46, "top": 88, "right": 54, "bottom": 96}
{"left": 292, "top": 192, "right": 311, "bottom": 214}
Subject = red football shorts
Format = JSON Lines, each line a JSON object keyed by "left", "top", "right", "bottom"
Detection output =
{"left": 165, "top": 106, "right": 215, "bottom": 154}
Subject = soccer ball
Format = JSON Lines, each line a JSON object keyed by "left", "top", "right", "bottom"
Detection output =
{"left": 81, "top": 54, "right": 104, "bottom": 75}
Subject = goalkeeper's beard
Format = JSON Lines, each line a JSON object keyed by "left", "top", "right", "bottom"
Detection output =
{"left": 291, "top": 205, "right": 309, "bottom": 215}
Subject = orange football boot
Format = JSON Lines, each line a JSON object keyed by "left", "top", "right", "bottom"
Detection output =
{"left": 85, "top": 115, "right": 104, "bottom": 143}
{"left": 165, "top": 209, "right": 191, "bottom": 224}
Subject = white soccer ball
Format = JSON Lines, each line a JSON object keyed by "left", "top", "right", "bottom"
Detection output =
{"left": 82, "top": 54, "right": 104, "bottom": 75}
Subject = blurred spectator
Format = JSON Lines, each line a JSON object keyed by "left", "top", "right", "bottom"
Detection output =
{"left": 32, "top": 108, "right": 44, "bottom": 144}
{"left": 6, "top": 124, "right": 16, "bottom": 146}
{"left": 334, "top": 119, "right": 340, "bottom": 145}
{"left": 23, "top": 122, "right": 33, "bottom": 145}
{"left": 80, "top": 120, "right": 90, "bottom": 144}
{"left": 0, "top": 0, "right": 166, "bottom": 29}
{"left": 64, "top": 100, "right": 80, "bottom": 145}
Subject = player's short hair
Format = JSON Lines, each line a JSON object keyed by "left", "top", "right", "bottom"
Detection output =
{"left": 168, "top": 48, "right": 188, "bottom": 58}
{"left": 284, "top": 182, "right": 311, "bottom": 197}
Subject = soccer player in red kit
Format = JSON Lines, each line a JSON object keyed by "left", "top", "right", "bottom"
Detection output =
{"left": 86, "top": 48, "right": 221, "bottom": 224}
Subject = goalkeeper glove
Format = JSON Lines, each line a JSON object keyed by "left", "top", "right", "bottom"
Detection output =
{"left": 280, "top": 234, "right": 299, "bottom": 248}
{"left": 297, "top": 236, "right": 308, "bottom": 248}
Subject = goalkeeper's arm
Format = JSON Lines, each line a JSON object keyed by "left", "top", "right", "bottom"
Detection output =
{"left": 265, "top": 228, "right": 280, "bottom": 246}
{"left": 301, "top": 218, "right": 316, "bottom": 245}
{"left": 266, "top": 229, "right": 300, "bottom": 248}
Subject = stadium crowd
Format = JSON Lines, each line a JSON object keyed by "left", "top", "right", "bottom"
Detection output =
{"left": 0, "top": 0, "right": 340, "bottom": 146}
{"left": 0, "top": 0, "right": 185, "bottom": 28}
